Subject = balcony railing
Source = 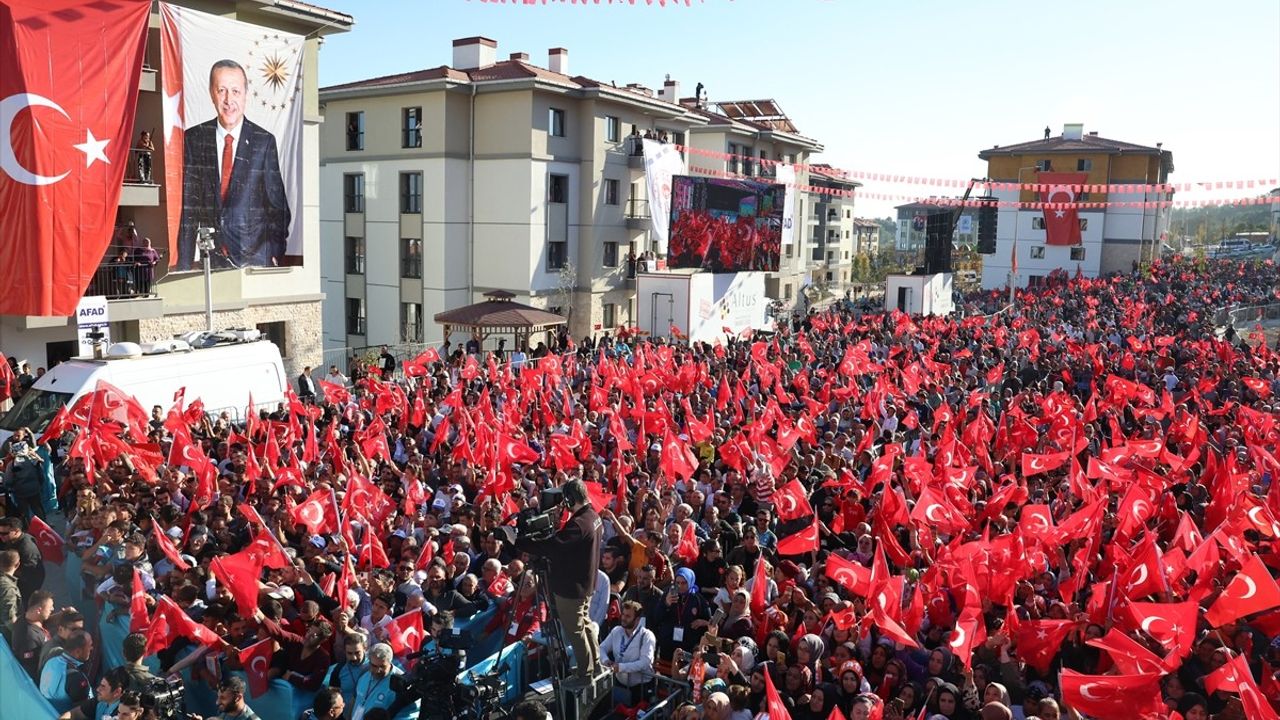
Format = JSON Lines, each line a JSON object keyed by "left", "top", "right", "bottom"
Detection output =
{"left": 123, "top": 147, "right": 158, "bottom": 185}
{"left": 86, "top": 249, "right": 159, "bottom": 300}
{"left": 625, "top": 198, "right": 650, "bottom": 220}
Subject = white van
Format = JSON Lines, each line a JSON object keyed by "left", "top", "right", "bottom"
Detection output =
{"left": 0, "top": 332, "right": 287, "bottom": 444}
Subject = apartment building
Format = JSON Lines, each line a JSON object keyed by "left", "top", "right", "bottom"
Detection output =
{"left": 852, "top": 219, "right": 881, "bottom": 256}
{"left": 318, "top": 37, "right": 832, "bottom": 349}
{"left": 803, "top": 164, "right": 859, "bottom": 287}
{"left": 895, "top": 201, "right": 982, "bottom": 253}
{"left": 0, "top": 0, "right": 352, "bottom": 378}
{"left": 978, "top": 123, "right": 1174, "bottom": 289}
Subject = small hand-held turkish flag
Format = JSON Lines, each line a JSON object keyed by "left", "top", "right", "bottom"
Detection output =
{"left": 129, "top": 568, "right": 150, "bottom": 633}
{"left": 387, "top": 611, "right": 425, "bottom": 656}
{"left": 762, "top": 665, "right": 792, "bottom": 720}
{"left": 0, "top": 0, "right": 152, "bottom": 316}
{"left": 1205, "top": 553, "right": 1280, "bottom": 626}
{"left": 1038, "top": 172, "right": 1089, "bottom": 246}
{"left": 151, "top": 524, "right": 191, "bottom": 572}
{"left": 211, "top": 550, "right": 264, "bottom": 617}
{"left": 27, "top": 515, "right": 65, "bottom": 564}
{"left": 239, "top": 638, "right": 274, "bottom": 698}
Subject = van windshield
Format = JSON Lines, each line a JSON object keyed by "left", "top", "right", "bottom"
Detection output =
{"left": 0, "top": 388, "right": 73, "bottom": 432}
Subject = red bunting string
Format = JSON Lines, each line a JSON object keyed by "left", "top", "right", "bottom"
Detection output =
{"left": 673, "top": 143, "right": 1279, "bottom": 195}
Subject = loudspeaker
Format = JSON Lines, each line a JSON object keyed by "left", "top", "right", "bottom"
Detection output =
{"left": 977, "top": 197, "right": 997, "bottom": 254}
{"left": 924, "top": 210, "right": 954, "bottom": 275}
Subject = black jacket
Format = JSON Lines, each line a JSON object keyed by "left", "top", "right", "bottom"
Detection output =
{"left": 0, "top": 533, "right": 45, "bottom": 598}
{"left": 516, "top": 505, "right": 602, "bottom": 600}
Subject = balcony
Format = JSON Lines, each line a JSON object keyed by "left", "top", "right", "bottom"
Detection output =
{"left": 625, "top": 136, "right": 645, "bottom": 169}
{"left": 625, "top": 198, "right": 650, "bottom": 230}
{"left": 120, "top": 147, "right": 159, "bottom": 206}
{"left": 86, "top": 249, "right": 159, "bottom": 301}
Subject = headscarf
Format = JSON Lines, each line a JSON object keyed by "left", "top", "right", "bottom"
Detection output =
{"left": 675, "top": 567, "right": 699, "bottom": 595}
{"left": 985, "top": 681, "right": 1012, "bottom": 708}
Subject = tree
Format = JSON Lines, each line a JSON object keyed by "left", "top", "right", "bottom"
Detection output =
{"left": 556, "top": 261, "right": 577, "bottom": 328}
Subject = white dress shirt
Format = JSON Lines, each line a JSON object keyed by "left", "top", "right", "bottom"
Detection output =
{"left": 214, "top": 120, "right": 243, "bottom": 179}
{"left": 599, "top": 621, "right": 655, "bottom": 688}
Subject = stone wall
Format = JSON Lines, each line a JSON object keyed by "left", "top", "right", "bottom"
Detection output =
{"left": 136, "top": 300, "right": 322, "bottom": 379}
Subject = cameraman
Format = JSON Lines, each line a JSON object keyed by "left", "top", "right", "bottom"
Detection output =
{"left": 513, "top": 479, "right": 603, "bottom": 685}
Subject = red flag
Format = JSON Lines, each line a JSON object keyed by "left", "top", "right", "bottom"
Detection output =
{"left": 290, "top": 489, "right": 339, "bottom": 535}
{"left": 824, "top": 554, "right": 871, "bottom": 597}
{"left": 659, "top": 429, "right": 698, "bottom": 483}
{"left": 415, "top": 538, "right": 436, "bottom": 571}
{"left": 772, "top": 480, "right": 815, "bottom": 523}
{"left": 0, "top": 354, "right": 14, "bottom": 403}
{"left": 1038, "top": 172, "right": 1089, "bottom": 246}
{"left": 763, "top": 664, "right": 792, "bottom": 720}
{"left": 149, "top": 524, "right": 191, "bottom": 572}
{"left": 211, "top": 550, "right": 264, "bottom": 617}
{"left": 750, "top": 556, "right": 770, "bottom": 618}
{"left": 0, "top": 0, "right": 152, "bottom": 315}
{"left": 145, "top": 595, "right": 222, "bottom": 655}
{"left": 1020, "top": 450, "right": 1071, "bottom": 477}
{"left": 947, "top": 610, "right": 985, "bottom": 669}
{"left": 1087, "top": 627, "right": 1171, "bottom": 675}
{"left": 674, "top": 521, "right": 699, "bottom": 566}
{"left": 239, "top": 638, "right": 274, "bottom": 698}
{"left": 1014, "top": 619, "right": 1077, "bottom": 674}
{"left": 776, "top": 524, "right": 819, "bottom": 556}
{"left": 1124, "top": 600, "right": 1197, "bottom": 660}
{"left": 1059, "top": 669, "right": 1164, "bottom": 718}
{"left": 129, "top": 568, "right": 150, "bottom": 633}
{"left": 1204, "top": 653, "right": 1280, "bottom": 720}
{"left": 1205, "top": 553, "right": 1280, "bottom": 627}
{"left": 27, "top": 515, "right": 65, "bottom": 564}
{"left": 387, "top": 611, "right": 425, "bottom": 656}
{"left": 495, "top": 432, "right": 540, "bottom": 467}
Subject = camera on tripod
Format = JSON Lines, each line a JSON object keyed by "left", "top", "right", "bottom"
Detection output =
{"left": 394, "top": 630, "right": 508, "bottom": 720}
{"left": 498, "top": 486, "right": 565, "bottom": 545}
{"left": 140, "top": 676, "right": 193, "bottom": 720}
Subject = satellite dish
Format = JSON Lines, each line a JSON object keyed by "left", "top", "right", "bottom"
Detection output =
{"left": 106, "top": 342, "right": 144, "bottom": 359}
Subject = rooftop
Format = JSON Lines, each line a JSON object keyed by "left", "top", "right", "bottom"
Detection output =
{"left": 979, "top": 127, "right": 1173, "bottom": 166}
{"left": 809, "top": 163, "right": 862, "bottom": 188}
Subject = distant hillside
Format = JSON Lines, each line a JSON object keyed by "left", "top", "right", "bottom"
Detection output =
{"left": 1171, "top": 202, "right": 1276, "bottom": 245}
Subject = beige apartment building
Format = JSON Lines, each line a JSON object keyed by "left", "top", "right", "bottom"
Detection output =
{"left": 0, "top": 0, "right": 352, "bottom": 379}
{"left": 318, "top": 36, "right": 838, "bottom": 350}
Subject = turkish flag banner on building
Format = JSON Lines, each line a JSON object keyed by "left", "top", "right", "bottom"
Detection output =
{"left": 0, "top": 0, "right": 151, "bottom": 316}
{"left": 1038, "top": 172, "right": 1090, "bottom": 246}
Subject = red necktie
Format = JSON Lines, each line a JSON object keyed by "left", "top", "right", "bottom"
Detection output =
{"left": 220, "top": 133, "right": 234, "bottom": 201}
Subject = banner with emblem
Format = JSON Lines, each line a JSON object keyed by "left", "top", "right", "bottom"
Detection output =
{"left": 0, "top": 0, "right": 151, "bottom": 317}
{"left": 160, "top": 3, "right": 304, "bottom": 271}
{"left": 642, "top": 138, "right": 687, "bottom": 255}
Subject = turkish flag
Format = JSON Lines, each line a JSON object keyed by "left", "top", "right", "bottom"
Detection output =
{"left": 129, "top": 568, "right": 150, "bottom": 633}
{"left": 1014, "top": 619, "right": 1077, "bottom": 674}
{"left": 1123, "top": 600, "right": 1197, "bottom": 661}
{"left": 1086, "top": 627, "right": 1172, "bottom": 675}
{"left": 824, "top": 554, "right": 871, "bottom": 597}
{"left": 1038, "top": 172, "right": 1088, "bottom": 246}
{"left": 1020, "top": 450, "right": 1071, "bottom": 478}
{"left": 674, "top": 521, "right": 699, "bottom": 566}
{"left": 27, "top": 515, "right": 65, "bottom": 564}
{"left": 0, "top": 0, "right": 151, "bottom": 315}
{"left": 1059, "top": 669, "right": 1164, "bottom": 718}
{"left": 211, "top": 549, "right": 264, "bottom": 617}
{"left": 238, "top": 638, "right": 274, "bottom": 698}
{"left": 776, "top": 523, "right": 819, "bottom": 556}
{"left": 659, "top": 429, "right": 698, "bottom": 483}
{"left": 387, "top": 611, "right": 425, "bottom": 656}
{"left": 150, "top": 523, "right": 191, "bottom": 572}
{"left": 772, "top": 479, "right": 815, "bottom": 523}
{"left": 290, "top": 488, "right": 339, "bottom": 535}
{"left": 1205, "top": 553, "right": 1280, "bottom": 627}
{"left": 145, "top": 595, "right": 222, "bottom": 655}
{"left": 495, "top": 432, "right": 540, "bottom": 467}
{"left": 762, "top": 664, "right": 792, "bottom": 720}
{"left": 947, "top": 609, "right": 986, "bottom": 669}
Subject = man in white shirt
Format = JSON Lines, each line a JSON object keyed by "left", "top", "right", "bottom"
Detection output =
{"left": 598, "top": 601, "right": 655, "bottom": 706}
{"left": 588, "top": 569, "right": 610, "bottom": 634}
{"left": 325, "top": 365, "right": 349, "bottom": 387}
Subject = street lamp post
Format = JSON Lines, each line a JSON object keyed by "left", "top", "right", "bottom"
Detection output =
{"left": 196, "top": 226, "right": 216, "bottom": 332}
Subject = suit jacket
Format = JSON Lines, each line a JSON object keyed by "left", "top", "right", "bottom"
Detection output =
{"left": 297, "top": 373, "right": 316, "bottom": 398}
{"left": 176, "top": 118, "right": 291, "bottom": 270}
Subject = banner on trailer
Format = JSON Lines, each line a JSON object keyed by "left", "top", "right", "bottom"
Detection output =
{"left": 642, "top": 139, "right": 687, "bottom": 253}
{"left": 161, "top": 3, "right": 304, "bottom": 272}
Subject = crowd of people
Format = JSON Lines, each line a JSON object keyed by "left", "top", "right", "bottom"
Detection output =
{"left": 2, "top": 255, "right": 1280, "bottom": 720}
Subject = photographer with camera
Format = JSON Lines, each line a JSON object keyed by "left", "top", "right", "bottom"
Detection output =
{"left": 511, "top": 479, "right": 603, "bottom": 686}
{"left": 598, "top": 600, "right": 655, "bottom": 706}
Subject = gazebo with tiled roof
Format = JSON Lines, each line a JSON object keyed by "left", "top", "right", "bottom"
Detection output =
{"left": 433, "top": 290, "right": 566, "bottom": 351}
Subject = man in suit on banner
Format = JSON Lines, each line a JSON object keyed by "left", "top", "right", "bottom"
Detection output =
{"left": 176, "top": 59, "right": 291, "bottom": 270}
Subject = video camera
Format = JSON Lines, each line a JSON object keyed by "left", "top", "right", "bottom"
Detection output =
{"left": 497, "top": 486, "right": 565, "bottom": 545}
{"left": 395, "top": 631, "right": 508, "bottom": 720}
{"left": 140, "top": 676, "right": 194, "bottom": 720}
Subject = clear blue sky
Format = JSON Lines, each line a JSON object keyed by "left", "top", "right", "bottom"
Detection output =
{"left": 318, "top": 0, "right": 1280, "bottom": 216}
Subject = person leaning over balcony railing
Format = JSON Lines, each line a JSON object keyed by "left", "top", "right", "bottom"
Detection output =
{"left": 136, "top": 131, "right": 155, "bottom": 184}
{"left": 133, "top": 238, "right": 159, "bottom": 294}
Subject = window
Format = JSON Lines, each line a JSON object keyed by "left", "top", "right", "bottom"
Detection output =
{"left": 727, "top": 143, "right": 739, "bottom": 174}
{"left": 602, "top": 303, "right": 616, "bottom": 329}
{"left": 344, "top": 236, "right": 364, "bottom": 274}
{"left": 845, "top": 209, "right": 852, "bottom": 219}
{"left": 1030, "top": 246, "right": 1045, "bottom": 259}
{"left": 400, "top": 238, "right": 422, "bottom": 278}
{"left": 400, "top": 303, "right": 423, "bottom": 343}
{"left": 1032, "top": 217, "right": 1045, "bottom": 230}
{"left": 345, "top": 112, "right": 364, "bottom": 151}
{"left": 549, "top": 108, "right": 565, "bottom": 137}
{"left": 1079, "top": 218, "right": 1089, "bottom": 231}
{"left": 1077, "top": 158, "right": 1092, "bottom": 172}
{"left": 548, "top": 174, "right": 569, "bottom": 203}
{"left": 345, "top": 298, "right": 365, "bottom": 335}
{"left": 343, "top": 174, "right": 365, "bottom": 213}
{"left": 547, "top": 240, "right": 568, "bottom": 270}
{"left": 784, "top": 283, "right": 793, "bottom": 300}
{"left": 605, "top": 115, "right": 620, "bottom": 142}
{"left": 403, "top": 107, "right": 422, "bottom": 148}
{"left": 256, "top": 322, "right": 288, "bottom": 358}
{"left": 603, "top": 241, "right": 618, "bottom": 268}
{"left": 1070, "top": 247, "right": 1086, "bottom": 261}
{"left": 400, "top": 172, "right": 423, "bottom": 214}
{"left": 1035, "top": 159, "right": 1052, "bottom": 171}
{"left": 845, "top": 230, "right": 850, "bottom": 239}
{"left": 742, "top": 147, "right": 754, "bottom": 176}
{"left": 603, "top": 178, "right": 619, "bottom": 206}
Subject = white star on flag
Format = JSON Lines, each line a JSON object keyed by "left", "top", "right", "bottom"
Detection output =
{"left": 1054, "top": 210, "right": 1066, "bottom": 218}
{"left": 72, "top": 130, "right": 111, "bottom": 168}
{"left": 163, "top": 88, "right": 183, "bottom": 142}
